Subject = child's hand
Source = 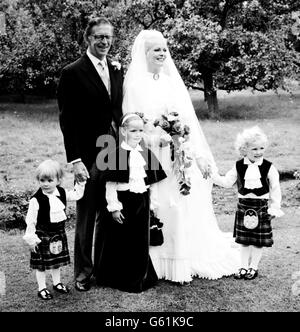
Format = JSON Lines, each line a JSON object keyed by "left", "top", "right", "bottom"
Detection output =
{"left": 196, "top": 157, "right": 212, "bottom": 179}
{"left": 159, "top": 134, "right": 172, "bottom": 147}
{"left": 30, "top": 244, "right": 39, "bottom": 253}
{"left": 150, "top": 209, "right": 158, "bottom": 218}
{"left": 76, "top": 179, "right": 87, "bottom": 186}
{"left": 112, "top": 210, "right": 125, "bottom": 224}
{"left": 73, "top": 161, "right": 90, "bottom": 182}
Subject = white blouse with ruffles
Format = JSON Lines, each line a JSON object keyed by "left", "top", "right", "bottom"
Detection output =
{"left": 106, "top": 141, "right": 158, "bottom": 212}
{"left": 23, "top": 182, "right": 86, "bottom": 246}
{"left": 212, "top": 157, "right": 284, "bottom": 217}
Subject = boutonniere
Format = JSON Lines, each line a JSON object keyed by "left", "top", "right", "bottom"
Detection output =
{"left": 111, "top": 61, "right": 121, "bottom": 71}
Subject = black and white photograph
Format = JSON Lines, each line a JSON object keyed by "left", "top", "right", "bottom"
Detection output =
{"left": 0, "top": 0, "right": 299, "bottom": 317}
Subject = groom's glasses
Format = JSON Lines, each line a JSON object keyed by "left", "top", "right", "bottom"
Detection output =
{"left": 90, "top": 34, "right": 113, "bottom": 41}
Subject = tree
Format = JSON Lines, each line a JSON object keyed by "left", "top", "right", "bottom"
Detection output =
{"left": 0, "top": 0, "right": 110, "bottom": 97}
{"left": 123, "top": 0, "right": 300, "bottom": 117}
{"left": 125, "top": 0, "right": 177, "bottom": 29}
{"left": 0, "top": 1, "right": 43, "bottom": 99}
{"left": 0, "top": 0, "right": 136, "bottom": 97}
{"left": 1, "top": 0, "right": 299, "bottom": 107}
{"left": 164, "top": 0, "right": 300, "bottom": 117}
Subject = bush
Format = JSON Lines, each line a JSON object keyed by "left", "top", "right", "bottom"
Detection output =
{"left": 0, "top": 189, "right": 33, "bottom": 230}
{"left": 0, "top": 189, "right": 77, "bottom": 231}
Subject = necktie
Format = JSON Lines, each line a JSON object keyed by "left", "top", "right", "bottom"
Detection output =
{"left": 98, "top": 61, "right": 110, "bottom": 96}
{"left": 98, "top": 61, "right": 115, "bottom": 135}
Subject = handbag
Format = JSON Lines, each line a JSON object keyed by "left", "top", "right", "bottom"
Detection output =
{"left": 150, "top": 210, "right": 164, "bottom": 246}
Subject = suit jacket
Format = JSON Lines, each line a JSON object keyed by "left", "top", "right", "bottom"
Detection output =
{"left": 57, "top": 53, "right": 123, "bottom": 169}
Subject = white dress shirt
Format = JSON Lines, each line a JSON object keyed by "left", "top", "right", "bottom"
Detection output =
{"left": 86, "top": 49, "right": 110, "bottom": 95}
{"left": 212, "top": 157, "right": 284, "bottom": 217}
{"left": 23, "top": 182, "right": 86, "bottom": 246}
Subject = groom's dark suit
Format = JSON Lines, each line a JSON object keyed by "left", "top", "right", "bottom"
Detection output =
{"left": 57, "top": 53, "right": 123, "bottom": 285}
{"left": 58, "top": 54, "right": 123, "bottom": 169}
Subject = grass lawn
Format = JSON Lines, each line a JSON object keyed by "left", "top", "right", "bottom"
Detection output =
{"left": 1, "top": 204, "right": 299, "bottom": 312}
{"left": 0, "top": 89, "right": 300, "bottom": 312}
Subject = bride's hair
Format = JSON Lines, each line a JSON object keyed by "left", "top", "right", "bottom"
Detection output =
{"left": 144, "top": 35, "right": 168, "bottom": 54}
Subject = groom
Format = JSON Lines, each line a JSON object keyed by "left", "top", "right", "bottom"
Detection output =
{"left": 57, "top": 17, "right": 123, "bottom": 291}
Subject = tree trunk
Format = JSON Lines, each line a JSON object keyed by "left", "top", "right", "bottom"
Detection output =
{"left": 203, "top": 71, "right": 220, "bottom": 119}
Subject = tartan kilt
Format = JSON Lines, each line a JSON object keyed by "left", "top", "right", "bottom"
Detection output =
{"left": 234, "top": 198, "right": 273, "bottom": 247}
{"left": 30, "top": 221, "right": 70, "bottom": 271}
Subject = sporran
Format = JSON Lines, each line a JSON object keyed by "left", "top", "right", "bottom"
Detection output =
{"left": 49, "top": 235, "right": 63, "bottom": 255}
{"left": 243, "top": 209, "right": 259, "bottom": 229}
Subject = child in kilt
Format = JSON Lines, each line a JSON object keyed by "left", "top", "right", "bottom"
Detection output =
{"left": 23, "top": 159, "right": 85, "bottom": 300}
{"left": 212, "top": 126, "right": 284, "bottom": 280}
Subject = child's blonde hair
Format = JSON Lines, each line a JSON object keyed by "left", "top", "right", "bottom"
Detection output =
{"left": 235, "top": 126, "right": 268, "bottom": 157}
{"left": 35, "top": 159, "right": 64, "bottom": 182}
{"left": 119, "top": 112, "right": 144, "bottom": 128}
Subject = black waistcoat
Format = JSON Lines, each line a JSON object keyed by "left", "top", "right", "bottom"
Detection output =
{"left": 236, "top": 158, "right": 272, "bottom": 196}
{"left": 32, "top": 186, "right": 67, "bottom": 227}
{"left": 99, "top": 143, "right": 167, "bottom": 186}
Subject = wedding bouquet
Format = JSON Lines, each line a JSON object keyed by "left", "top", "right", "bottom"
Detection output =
{"left": 153, "top": 111, "right": 192, "bottom": 195}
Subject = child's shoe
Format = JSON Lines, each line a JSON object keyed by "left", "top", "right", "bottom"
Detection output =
{"left": 244, "top": 268, "right": 258, "bottom": 280}
{"left": 38, "top": 288, "right": 53, "bottom": 300}
{"left": 53, "top": 283, "right": 70, "bottom": 294}
{"left": 234, "top": 268, "right": 248, "bottom": 279}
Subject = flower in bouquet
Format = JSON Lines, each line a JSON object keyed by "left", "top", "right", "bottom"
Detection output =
{"left": 134, "top": 112, "right": 148, "bottom": 125}
{"left": 153, "top": 111, "right": 192, "bottom": 195}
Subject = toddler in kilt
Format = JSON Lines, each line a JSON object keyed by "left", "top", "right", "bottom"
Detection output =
{"left": 23, "top": 159, "right": 85, "bottom": 300}
{"left": 212, "top": 126, "right": 284, "bottom": 280}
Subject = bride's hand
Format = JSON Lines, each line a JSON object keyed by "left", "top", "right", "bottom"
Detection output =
{"left": 159, "top": 134, "right": 172, "bottom": 147}
{"left": 196, "top": 157, "right": 212, "bottom": 179}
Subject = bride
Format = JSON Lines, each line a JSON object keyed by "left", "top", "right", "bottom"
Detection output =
{"left": 122, "top": 30, "right": 240, "bottom": 283}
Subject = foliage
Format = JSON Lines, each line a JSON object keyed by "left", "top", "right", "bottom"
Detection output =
{"left": 294, "top": 170, "right": 300, "bottom": 191}
{"left": 0, "top": 3, "right": 43, "bottom": 96}
{"left": 0, "top": 0, "right": 115, "bottom": 97}
{"left": 1, "top": 0, "right": 300, "bottom": 111}
{"left": 163, "top": 1, "right": 300, "bottom": 110}
{"left": 125, "top": 0, "right": 177, "bottom": 29}
{"left": 0, "top": 189, "right": 32, "bottom": 230}
{"left": 121, "top": 0, "right": 300, "bottom": 116}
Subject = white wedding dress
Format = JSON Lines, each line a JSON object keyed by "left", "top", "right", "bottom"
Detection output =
{"left": 123, "top": 72, "right": 240, "bottom": 283}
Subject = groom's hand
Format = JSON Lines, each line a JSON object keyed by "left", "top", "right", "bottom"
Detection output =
{"left": 73, "top": 161, "right": 90, "bottom": 182}
{"left": 196, "top": 157, "right": 212, "bottom": 179}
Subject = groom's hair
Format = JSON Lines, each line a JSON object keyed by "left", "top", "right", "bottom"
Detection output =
{"left": 84, "top": 16, "right": 114, "bottom": 41}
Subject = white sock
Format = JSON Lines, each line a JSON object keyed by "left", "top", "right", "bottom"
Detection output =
{"left": 240, "top": 245, "right": 251, "bottom": 269}
{"left": 51, "top": 268, "right": 61, "bottom": 286}
{"left": 249, "top": 246, "right": 263, "bottom": 270}
{"left": 36, "top": 270, "right": 47, "bottom": 291}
